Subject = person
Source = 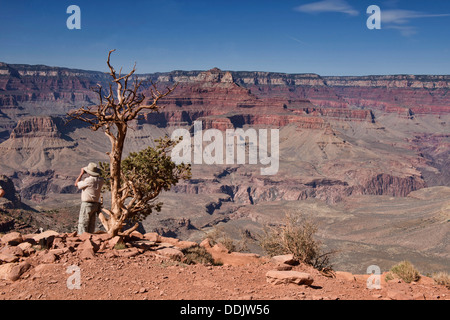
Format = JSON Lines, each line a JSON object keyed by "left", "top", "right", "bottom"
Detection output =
{"left": 0, "top": 185, "right": 5, "bottom": 198}
{"left": 75, "top": 162, "right": 104, "bottom": 234}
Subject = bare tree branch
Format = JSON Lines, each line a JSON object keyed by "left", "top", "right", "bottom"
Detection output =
{"left": 67, "top": 50, "right": 181, "bottom": 238}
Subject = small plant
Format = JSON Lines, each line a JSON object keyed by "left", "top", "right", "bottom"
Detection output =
{"left": 385, "top": 272, "right": 394, "bottom": 282}
{"left": 432, "top": 272, "right": 450, "bottom": 288}
{"left": 386, "top": 261, "right": 421, "bottom": 283}
{"left": 258, "top": 210, "right": 334, "bottom": 271}
{"left": 114, "top": 242, "right": 127, "bottom": 250}
{"left": 181, "top": 246, "right": 221, "bottom": 265}
{"left": 203, "top": 226, "right": 248, "bottom": 252}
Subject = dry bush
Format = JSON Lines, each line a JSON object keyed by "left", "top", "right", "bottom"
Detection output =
{"left": 181, "top": 246, "right": 221, "bottom": 266}
{"left": 203, "top": 226, "right": 250, "bottom": 253}
{"left": 386, "top": 261, "right": 421, "bottom": 283}
{"left": 432, "top": 272, "right": 450, "bottom": 288}
{"left": 258, "top": 211, "right": 334, "bottom": 271}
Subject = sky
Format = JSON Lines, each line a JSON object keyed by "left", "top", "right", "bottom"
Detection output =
{"left": 0, "top": 0, "right": 449, "bottom": 75}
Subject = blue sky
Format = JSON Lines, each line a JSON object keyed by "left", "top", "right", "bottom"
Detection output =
{"left": 0, "top": 0, "right": 449, "bottom": 75}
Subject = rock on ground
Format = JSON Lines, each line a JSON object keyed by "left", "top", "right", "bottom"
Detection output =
{"left": 266, "top": 270, "right": 314, "bottom": 286}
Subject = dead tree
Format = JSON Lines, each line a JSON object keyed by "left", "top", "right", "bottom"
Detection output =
{"left": 68, "top": 49, "right": 184, "bottom": 238}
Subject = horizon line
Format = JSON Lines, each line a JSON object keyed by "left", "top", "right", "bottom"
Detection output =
{"left": 1, "top": 61, "right": 449, "bottom": 78}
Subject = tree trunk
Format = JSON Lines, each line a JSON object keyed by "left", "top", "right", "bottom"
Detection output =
{"left": 67, "top": 50, "right": 178, "bottom": 239}
{"left": 106, "top": 123, "right": 127, "bottom": 238}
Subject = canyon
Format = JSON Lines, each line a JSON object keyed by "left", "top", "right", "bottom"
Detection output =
{"left": 0, "top": 61, "right": 448, "bottom": 274}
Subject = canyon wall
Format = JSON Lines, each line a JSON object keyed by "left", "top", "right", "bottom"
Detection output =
{"left": 0, "top": 62, "right": 448, "bottom": 209}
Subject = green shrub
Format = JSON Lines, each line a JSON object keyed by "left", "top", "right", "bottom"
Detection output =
{"left": 387, "top": 261, "right": 421, "bottom": 283}
{"left": 385, "top": 272, "right": 394, "bottom": 282}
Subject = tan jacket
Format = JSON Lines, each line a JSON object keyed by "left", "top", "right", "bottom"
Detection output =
{"left": 76, "top": 176, "right": 104, "bottom": 203}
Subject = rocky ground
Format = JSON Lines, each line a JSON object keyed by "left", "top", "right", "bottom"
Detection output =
{"left": 0, "top": 230, "right": 448, "bottom": 301}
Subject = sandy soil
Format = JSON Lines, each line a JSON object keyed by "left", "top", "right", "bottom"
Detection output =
{"left": 1, "top": 247, "right": 448, "bottom": 301}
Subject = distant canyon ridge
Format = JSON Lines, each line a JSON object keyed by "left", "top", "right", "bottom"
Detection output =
{"left": 0, "top": 61, "right": 449, "bottom": 273}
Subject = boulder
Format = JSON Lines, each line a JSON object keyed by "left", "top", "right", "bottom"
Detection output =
{"left": 1, "top": 245, "right": 24, "bottom": 257}
{"left": 98, "top": 241, "right": 108, "bottom": 251}
{"left": 176, "top": 240, "right": 198, "bottom": 250}
{"left": 31, "top": 230, "right": 59, "bottom": 241}
{"left": 211, "top": 243, "right": 230, "bottom": 253}
{"left": 78, "top": 239, "right": 99, "bottom": 253}
{"left": 65, "top": 237, "right": 82, "bottom": 249}
{"left": 157, "top": 242, "right": 175, "bottom": 249}
{"left": 91, "top": 233, "right": 111, "bottom": 248}
{"left": 275, "top": 265, "right": 293, "bottom": 271}
{"left": 271, "top": 254, "right": 298, "bottom": 266}
{"left": 40, "top": 252, "right": 57, "bottom": 263}
{"left": 1, "top": 232, "right": 23, "bottom": 245}
{"left": 0, "top": 253, "right": 19, "bottom": 263}
{"left": 266, "top": 270, "right": 314, "bottom": 286}
{"left": 33, "top": 263, "right": 55, "bottom": 274}
{"left": 22, "top": 234, "right": 37, "bottom": 244}
{"left": 18, "top": 242, "right": 34, "bottom": 256}
{"left": 0, "top": 263, "right": 15, "bottom": 280}
{"left": 108, "top": 236, "right": 124, "bottom": 249}
{"left": 131, "top": 240, "right": 157, "bottom": 250}
{"left": 144, "top": 232, "right": 161, "bottom": 242}
{"left": 104, "top": 250, "right": 118, "bottom": 259}
{"left": 66, "top": 236, "right": 82, "bottom": 243}
{"left": 159, "top": 236, "right": 180, "bottom": 246}
{"left": 49, "top": 248, "right": 69, "bottom": 256}
{"left": 128, "top": 231, "right": 144, "bottom": 240}
{"left": 79, "top": 247, "right": 95, "bottom": 260}
{"left": 78, "top": 232, "right": 93, "bottom": 241}
{"left": 51, "top": 237, "right": 65, "bottom": 249}
{"left": 335, "top": 271, "right": 356, "bottom": 282}
{"left": 200, "top": 238, "right": 212, "bottom": 249}
{"left": 91, "top": 233, "right": 111, "bottom": 242}
{"left": 117, "top": 247, "right": 140, "bottom": 258}
{"left": 0, "top": 262, "right": 31, "bottom": 281}
{"left": 31, "top": 230, "right": 59, "bottom": 248}
{"left": 156, "top": 247, "right": 184, "bottom": 260}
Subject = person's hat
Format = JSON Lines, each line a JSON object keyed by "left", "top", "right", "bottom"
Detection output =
{"left": 84, "top": 162, "right": 100, "bottom": 177}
